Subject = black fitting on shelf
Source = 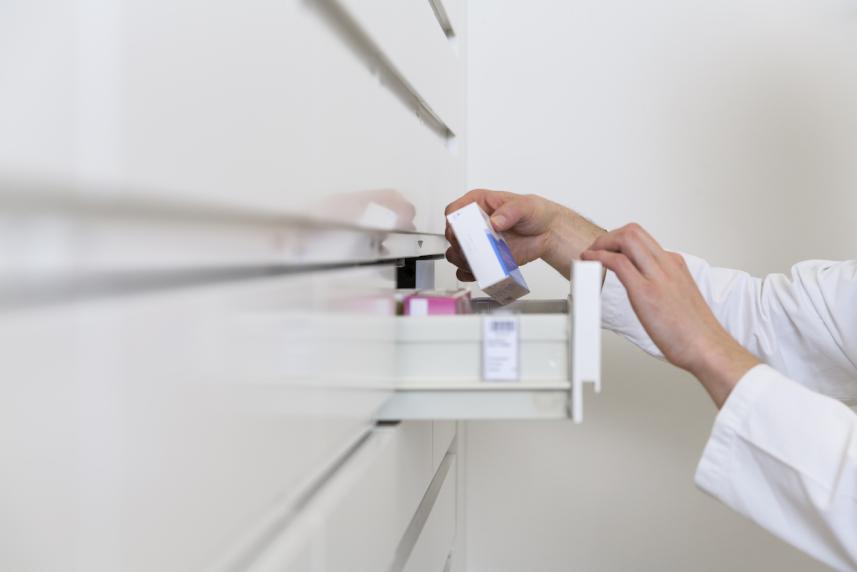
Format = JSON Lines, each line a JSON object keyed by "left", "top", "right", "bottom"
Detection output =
{"left": 396, "top": 258, "right": 418, "bottom": 289}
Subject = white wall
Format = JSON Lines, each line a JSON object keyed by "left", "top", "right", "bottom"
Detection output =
{"left": 463, "top": 0, "right": 857, "bottom": 570}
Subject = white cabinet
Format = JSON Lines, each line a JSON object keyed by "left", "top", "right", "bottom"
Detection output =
{"left": 237, "top": 422, "right": 456, "bottom": 572}
{"left": 0, "top": 0, "right": 464, "bottom": 235}
{"left": 401, "top": 455, "right": 457, "bottom": 572}
{"left": 380, "top": 261, "right": 604, "bottom": 423}
{"left": 0, "top": 265, "right": 399, "bottom": 572}
{"left": 0, "top": 0, "right": 608, "bottom": 570}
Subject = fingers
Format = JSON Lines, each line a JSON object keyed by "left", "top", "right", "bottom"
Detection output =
{"left": 445, "top": 189, "right": 490, "bottom": 216}
{"left": 456, "top": 268, "right": 476, "bottom": 282}
{"left": 580, "top": 249, "right": 644, "bottom": 291}
{"left": 586, "top": 223, "right": 666, "bottom": 276}
{"left": 488, "top": 196, "right": 535, "bottom": 232}
{"left": 444, "top": 223, "right": 458, "bottom": 247}
{"left": 444, "top": 188, "right": 517, "bottom": 217}
{"left": 445, "top": 189, "right": 519, "bottom": 265}
{"left": 445, "top": 189, "right": 495, "bottom": 246}
{"left": 445, "top": 246, "right": 470, "bottom": 271}
{"left": 446, "top": 246, "right": 476, "bottom": 282}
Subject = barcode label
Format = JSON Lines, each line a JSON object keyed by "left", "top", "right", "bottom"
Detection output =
{"left": 482, "top": 316, "right": 519, "bottom": 381}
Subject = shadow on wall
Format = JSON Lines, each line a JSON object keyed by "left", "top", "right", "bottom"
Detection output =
{"left": 463, "top": 334, "right": 826, "bottom": 572}
{"left": 464, "top": 0, "right": 856, "bottom": 570}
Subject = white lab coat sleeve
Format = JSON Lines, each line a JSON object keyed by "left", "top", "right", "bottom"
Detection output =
{"left": 685, "top": 254, "right": 857, "bottom": 402}
{"left": 600, "top": 268, "right": 664, "bottom": 358}
{"left": 601, "top": 255, "right": 857, "bottom": 402}
{"left": 695, "top": 364, "right": 857, "bottom": 571}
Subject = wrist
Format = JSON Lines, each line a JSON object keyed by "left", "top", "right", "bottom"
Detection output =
{"left": 690, "top": 335, "right": 760, "bottom": 408}
{"left": 542, "top": 206, "right": 606, "bottom": 278}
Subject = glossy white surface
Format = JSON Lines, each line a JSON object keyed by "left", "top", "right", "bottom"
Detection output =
{"left": 432, "top": 421, "right": 457, "bottom": 473}
{"left": 337, "top": 0, "right": 463, "bottom": 134}
{"left": 0, "top": 0, "right": 464, "bottom": 234}
{"left": 402, "top": 456, "right": 457, "bottom": 572}
{"left": 244, "top": 422, "right": 438, "bottom": 572}
{"left": 0, "top": 266, "right": 396, "bottom": 571}
{"left": 570, "top": 260, "right": 602, "bottom": 423}
{"left": 1, "top": 0, "right": 469, "bottom": 568}
{"left": 396, "top": 314, "right": 569, "bottom": 384}
{"left": 378, "top": 389, "right": 571, "bottom": 421}
{"left": 0, "top": 190, "right": 447, "bottom": 291}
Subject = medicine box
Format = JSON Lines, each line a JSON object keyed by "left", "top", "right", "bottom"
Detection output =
{"left": 446, "top": 202, "right": 530, "bottom": 305}
{"left": 403, "top": 289, "right": 472, "bottom": 316}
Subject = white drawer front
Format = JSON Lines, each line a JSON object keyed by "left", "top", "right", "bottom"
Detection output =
{"left": 380, "top": 261, "right": 603, "bottom": 422}
{"left": 0, "top": 0, "right": 464, "bottom": 234}
{"left": 397, "top": 313, "right": 568, "bottom": 385}
{"left": 402, "top": 456, "right": 457, "bottom": 572}
{"left": 336, "top": 0, "right": 464, "bottom": 134}
{"left": 244, "top": 422, "right": 437, "bottom": 572}
{"left": 0, "top": 266, "right": 395, "bottom": 572}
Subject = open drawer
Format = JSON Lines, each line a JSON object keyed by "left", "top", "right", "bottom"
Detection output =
{"left": 379, "top": 261, "right": 603, "bottom": 423}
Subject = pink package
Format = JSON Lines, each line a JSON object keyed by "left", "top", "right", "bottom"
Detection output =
{"left": 403, "top": 289, "right": 472, "bottom": 316}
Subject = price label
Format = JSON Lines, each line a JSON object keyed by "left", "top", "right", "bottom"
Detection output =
{"left": 482, "top": 316, "right": 520, "bottom": 381}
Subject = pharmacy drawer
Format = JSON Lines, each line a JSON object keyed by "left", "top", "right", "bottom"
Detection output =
{"left": 402, "top": 455, "right": 456, "bottom": 572}
{"left": 1, "top": 0, "right": 463, "bottom": 234}
{"left": 0, "top": 266, "right": 396, "bottom": 572}
{"left": 379, "top": 261, "right": 603, "bottom": 423}
{"left": 396, "top": 313, "right": 568, "bottom": 383}
{"left": 432, "top": 421, "right": 457, "bottom": 474}
{"left": 244, "top": 422, "right": 438, "bottom": 572}
{"left": 337, "top": 0, "right": 464, "bottom": 134}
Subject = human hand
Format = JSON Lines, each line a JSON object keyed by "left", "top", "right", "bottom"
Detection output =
{"left": 580, "top": 223, "right": 759, "bottom": 407}
{"left": 444, "top": 189, "right": 605, "bottom": 281}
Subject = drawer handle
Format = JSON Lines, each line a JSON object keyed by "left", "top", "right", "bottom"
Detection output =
{"left": 569, "top": 260, "right": 603, "bottom": 423}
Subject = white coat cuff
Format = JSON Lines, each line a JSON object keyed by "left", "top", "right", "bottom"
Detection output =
{"left": 601, "top": 269, "right": 630, "bottom": 330}
{"left": 601, "top": 269, "right": 663, "bottom": 357}
{"left": 693, "top": 364, "right": 776, "bottom": 501}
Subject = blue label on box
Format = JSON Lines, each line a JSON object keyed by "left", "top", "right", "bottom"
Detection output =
{"left": 486, "top": 231, "right": 519, "bottom": 275}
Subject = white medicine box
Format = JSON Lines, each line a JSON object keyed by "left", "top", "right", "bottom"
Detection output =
{"left": 446, "top": 202, "right": 530, "bottom": 305}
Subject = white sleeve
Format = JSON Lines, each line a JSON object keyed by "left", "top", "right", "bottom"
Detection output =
{"left": 601, "top": 269, "right": 664, "bottom": 358}
{"left": 601, "top": 254, "right": 857, "bottom": 403}
{"left": 695, "top": 364, "right": 857, "bottom": 571}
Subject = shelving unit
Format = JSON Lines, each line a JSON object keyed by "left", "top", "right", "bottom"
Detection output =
{"left": 0, "top": 0, "right": 600, "bottom": 571}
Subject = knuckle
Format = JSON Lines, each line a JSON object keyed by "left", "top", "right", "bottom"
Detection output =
{"left": 625, "top": 222, "right": 643, "bottom": 238}
{"left": 589, "top": 234, "right": 606, "bottom": 249}
{"left": 445, "top": 190, "right": 477, "bottom": 215}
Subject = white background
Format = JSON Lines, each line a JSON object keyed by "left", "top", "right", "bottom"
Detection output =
{"left": 463, "top": 0, "right": 857, "bottom": 570}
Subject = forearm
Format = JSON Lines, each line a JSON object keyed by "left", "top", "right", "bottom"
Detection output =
{"left": 688, "top": 333, "right": 760, "bottom": 408}
{"left": 543, "top": 206, "right": 606, "bottom": 279}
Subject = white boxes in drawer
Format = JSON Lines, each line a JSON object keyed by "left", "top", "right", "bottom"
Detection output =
{"left": 396, "top": 314, "right": 568, "bottom": 385}
{"left": 379, "top": 261, "right": 603, "bottom": 423}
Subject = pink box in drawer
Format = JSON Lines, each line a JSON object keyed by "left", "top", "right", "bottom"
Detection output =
{"left": 403, "top": 290, "right": 472, "bottom": 316}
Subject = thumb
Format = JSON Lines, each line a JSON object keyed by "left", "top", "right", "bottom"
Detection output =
{"left": 489, "top": 197, "right": 533, "bottom": 232}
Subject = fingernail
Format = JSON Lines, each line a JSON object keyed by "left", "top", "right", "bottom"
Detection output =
{"left": 491, "top": 215, "right": 506, "bottom": 229}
